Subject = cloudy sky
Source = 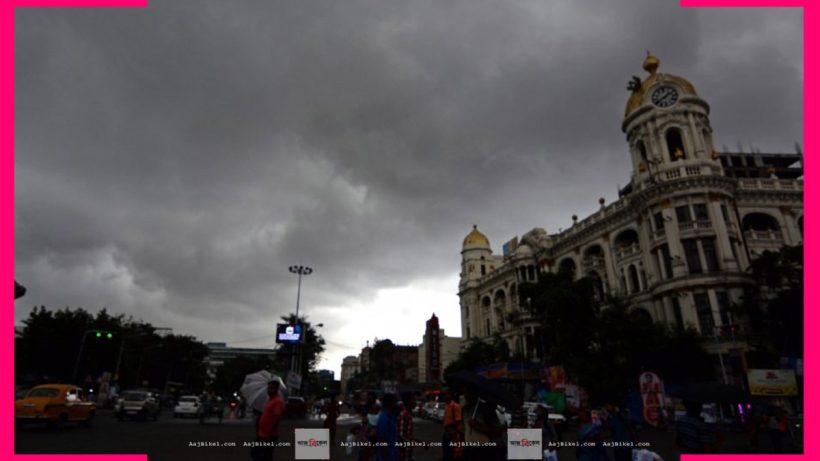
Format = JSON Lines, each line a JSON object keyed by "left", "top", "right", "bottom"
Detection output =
{"left": 14, "top": 0, "right": 802, "bottom": 375}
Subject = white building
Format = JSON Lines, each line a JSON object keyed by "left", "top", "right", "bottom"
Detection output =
{"left": 458, "top": 54, "right": 803, "bottom": 383}
{"left": 340, "top": 356, "right": 360, "bottom": 395}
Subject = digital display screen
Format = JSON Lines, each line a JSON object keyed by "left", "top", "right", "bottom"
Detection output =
{"left": 275, "top": 323, "right": 303, "bottom": 344}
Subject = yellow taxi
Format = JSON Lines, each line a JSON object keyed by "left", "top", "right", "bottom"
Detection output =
{"left": 15, "top": 384, "right": 96, "bottom": 427}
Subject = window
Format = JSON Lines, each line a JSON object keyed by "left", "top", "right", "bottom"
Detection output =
{"left": 715, "top": 291, "right": 731, "bottom": 326}
{"left": 676, "top": 206, "right": 692, "bottom": 223}
{"left": 466, "top": 327, "right": 470, "bottom": 339}
{"left": 665, "top": 128, "right": 686, "bottom": 161}
{"left": 693, "top": 204, "right": 709, "bottom": 221}
{"left": 694, "top": 292, "right": 715, "bottom": 334}
{"left": 629, "top": 265, "right": 641, "bottom": 293}
{"left": 481, "top": 265, "right": 486, "bottom": 276}
{"left": 527, "top": 265, "right": 536, "bottom": 281}
{"left": 659, "top": 244, "right": 673, "bottom": 279}
{"left": 702, "top": 238, "right": 720, "bottom": 272}
{"left": 654, "top": 212, "right": 665, "bottom": 232}
{"left": 683, "top": 239, "right": 702, "bottom": 274}
{"left": 485, "top": 319, "right": 490, "bottom": 336}
{"left": 721, "top": 204, "right": 730, "bottom": 222}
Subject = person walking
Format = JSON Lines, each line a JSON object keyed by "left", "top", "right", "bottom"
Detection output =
{"left": 323, "top": 395, "right": 341, "bottom": 445}
{"left": 442, "top": 390, "right": 464, "bottom": 461}
{"left": 604, "top": 404, "right": 634, "bottom": 461}
{"left": 252, "top": 380, "right": 285, "bottom": 461}
{"left": 576, "top": 409, "right": 609, "bottom": 461}
{"left": 675, "top": 401, "right": 716, "bottom": 454}
{"left": 375, "top": 394, "right": 400, "bottom": 461}
{"left": 398, "top": 393, "right": 424, "bottom": 461}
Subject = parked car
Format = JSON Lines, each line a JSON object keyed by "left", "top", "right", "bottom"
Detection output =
{"left": 173, "top": 395, "right": 202, "bottom": 418}
{"left": 115, "top": 390, "right": 160, "bottom": 421}
{"left": 422, "top": 401, "right": 438, "bottom": 420}
{"left": 285, "top": 396, "right": 308, "bottom": 419}
{"left": 15, "top": 384, "right": 96, "bottom": 427}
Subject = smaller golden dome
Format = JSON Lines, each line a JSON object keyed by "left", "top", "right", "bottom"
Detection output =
{"left": 643, "top": 52, "right": 660, "bottom": 74}
{"left": 463, "top": 225, "right": 491, "bottom": 249}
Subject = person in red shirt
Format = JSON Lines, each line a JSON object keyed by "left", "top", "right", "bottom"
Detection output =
{"left": 253, "top": 380, "right": 285, "bottom": 461}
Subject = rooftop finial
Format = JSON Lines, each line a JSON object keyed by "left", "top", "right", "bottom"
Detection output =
{"left": 643, "top": 52, "right": 660, "bottom": 75}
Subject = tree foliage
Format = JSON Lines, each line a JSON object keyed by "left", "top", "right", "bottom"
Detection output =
{"left": 15, "top": 306, "right": 208, "bottom": 391}
{"left": 736, "top": 244, "right": 803, "bottom": 365}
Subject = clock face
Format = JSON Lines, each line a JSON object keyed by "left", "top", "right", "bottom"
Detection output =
{"left": 651, "top": 86, "right": 679, "bottom": 108}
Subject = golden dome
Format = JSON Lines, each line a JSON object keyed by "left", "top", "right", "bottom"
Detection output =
{"left": 625, "top": 53, "right": 698, "bottom": 118}
{"left": 463, "top": 225, "right": 490, "bottom": 249}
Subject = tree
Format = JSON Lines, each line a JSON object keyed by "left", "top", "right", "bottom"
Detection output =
{"left": 736, "top": 244, "right": 803, "bottom": 366}
{"left": 15, "top": 306, "right": 209, "bottom": 391}
{"left": 272, "top": 315, "right": 326, "bottom": 380}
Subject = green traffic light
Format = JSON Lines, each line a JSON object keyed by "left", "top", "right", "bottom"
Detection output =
{"left": 107, "top": 332, "right": 113, "bottom": 339}
{"left": 96, "top": 332, "right": 102, "bottom": 338}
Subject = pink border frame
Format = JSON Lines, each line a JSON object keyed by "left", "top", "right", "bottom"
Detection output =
{"left": 0, "top": 0, "right": 811, "bottom": 460}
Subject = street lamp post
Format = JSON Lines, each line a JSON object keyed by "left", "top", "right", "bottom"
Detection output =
{"left": 288, "top": 265, "right": 313, "bottom": 394}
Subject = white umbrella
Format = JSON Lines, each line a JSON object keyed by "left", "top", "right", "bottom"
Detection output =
{"left": 240, "top": 370, "right": 286, "bottom": 412}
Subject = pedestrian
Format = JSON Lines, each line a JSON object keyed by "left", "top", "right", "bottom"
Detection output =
{"left": 576, "top": 409, "right": 609, "bottom": 461}
{"left": 251, "top": 380, "right": 285, "bottom": 461}
{"left": 674, "top": 400, "right": 716, "bottom": 454}
{"left": 375, "top": 394, "right": 400, "bottom": 461}
{"left": 461, "top": 389, "right": 504, "bottom": 461}
{"left": 442, "top": 389, "right": 464, "bottom": 461}
{"left": 604, "top": 403, "right": 634, "bottom": 461}
{"left": 398, "top": 393, "right": 423, "bottom": 461}
{"left": 323, "top": 395, "right": 341, "bottom": 445}
{"left": 768, "top": 407, "right": 788, "bottom": 452}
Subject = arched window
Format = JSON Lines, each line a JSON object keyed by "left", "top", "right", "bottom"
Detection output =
{"left": 559, "top": 258, "right": 576, "bottom": 277}
{"left": 665, "top": 127, "right": 686, "bottom": 161}
{"left": 741, "top": 213, "right": 781, "bottom": 232}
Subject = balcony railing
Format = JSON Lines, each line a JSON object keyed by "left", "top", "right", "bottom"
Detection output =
{"left": 744, "top": 229, "right": 784, "bottom": 242}
{"left": 615, "top": 243, "right": 641, "bottom": 260}
{"left": 679, "top": 220, "right": 712, "bottom": 232}
{"left": 582, "top": 256, "right": 606, "bottom": 270}
{"left": 737, "top": 178, "right": 803, "bottom": 192}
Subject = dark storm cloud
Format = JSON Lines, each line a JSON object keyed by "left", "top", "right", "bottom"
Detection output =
{"left": 13, "top": 0, "right": 802, "bottom": 369}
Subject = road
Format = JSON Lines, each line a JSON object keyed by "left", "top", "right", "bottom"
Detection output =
{"left": 15, "top": 408, "right": 798, "bottom": 460}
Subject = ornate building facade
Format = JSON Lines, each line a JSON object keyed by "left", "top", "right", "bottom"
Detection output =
{"left": 457, "top": 55, "right": 803, "bottom": 381}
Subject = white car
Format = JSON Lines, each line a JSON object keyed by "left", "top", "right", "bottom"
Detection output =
{"left": 422, "top": 402, "right": 441, "bottom": 420}
{"left": 173, "top": 395, "right": 202, "bottom": 418}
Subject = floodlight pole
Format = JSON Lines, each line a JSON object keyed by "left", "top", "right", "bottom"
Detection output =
{"left": 288, "top": 265, "right": 313, "bottom": 394}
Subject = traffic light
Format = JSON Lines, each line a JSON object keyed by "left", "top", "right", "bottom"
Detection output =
{"left": 94, "top": 331, "right": 114, "bottom": 339}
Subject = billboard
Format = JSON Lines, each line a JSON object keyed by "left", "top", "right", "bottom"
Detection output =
{"left": 747, "top": 369, "right": 799, "bottom": 396}
{"left": 276, "top": 323, "right": 304, "bottom": 344}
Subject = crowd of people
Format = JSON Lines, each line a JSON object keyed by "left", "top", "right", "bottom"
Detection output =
{"left": 248, "top": 379, "right": 797, "bottom": 461}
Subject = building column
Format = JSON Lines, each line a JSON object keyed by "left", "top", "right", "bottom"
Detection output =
{"left": 709, "top": 199, "right": 738, "bottom": 272}
{"left": 662, "top": 201, "right": 688, "bottom": 277}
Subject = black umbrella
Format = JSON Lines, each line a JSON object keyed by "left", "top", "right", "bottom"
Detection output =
{"left": 445, "top": 371, "right": 518, "bottom": 409}
{"left": 670, "top": 382, "right": 746, "bottom": 404}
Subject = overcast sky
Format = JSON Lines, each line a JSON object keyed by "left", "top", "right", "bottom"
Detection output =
{"left": 14, "top": 0, "right": 802, "bottom": 376}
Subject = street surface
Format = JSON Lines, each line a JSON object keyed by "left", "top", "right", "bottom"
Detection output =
{"left": 15, "top": 408, "right": 798, "bottom": 461}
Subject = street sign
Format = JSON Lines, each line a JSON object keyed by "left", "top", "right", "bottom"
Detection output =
{"left": 287, "top": 371, "right": 302, "bottom": 390}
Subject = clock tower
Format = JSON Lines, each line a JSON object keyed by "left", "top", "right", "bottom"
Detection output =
{"left": 622, "top": 53, "right": 723, "bottom": 189}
